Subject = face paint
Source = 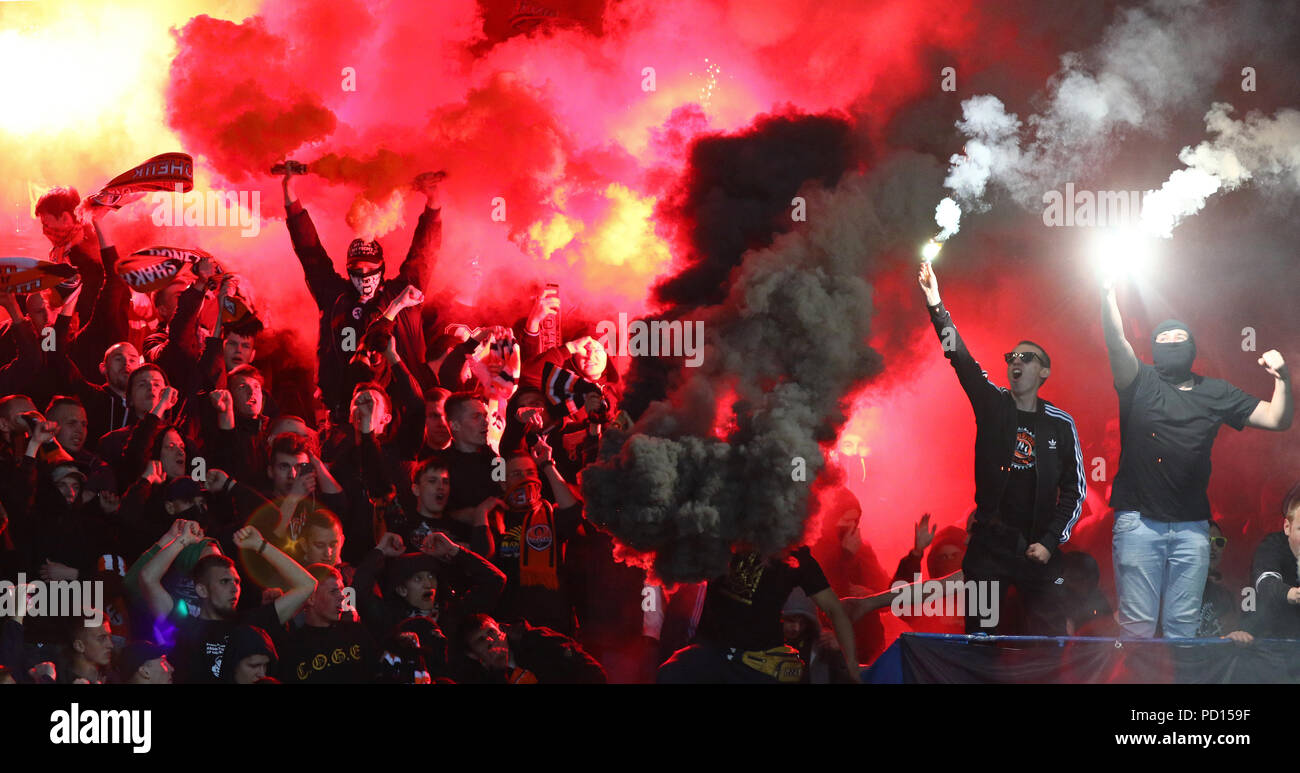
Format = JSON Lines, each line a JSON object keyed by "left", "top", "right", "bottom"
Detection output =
{"left": 349, "top": 268, "right": 382, "bottom": 300}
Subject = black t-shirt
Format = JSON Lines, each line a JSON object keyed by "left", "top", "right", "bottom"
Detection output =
{"left": 170, "top": 604, "right": 281, "bottom": 684}
{"left": 280, "top": 620, "right": 376, "bottom": 684}
{"left": 402, "top": 515, "right": 472, "bottom": 552}
{"left": 998, "top": 409, "right": 1038, "bottom": 536}
{"left": 1110, "top": 363, "right": 1259, "bottom": 523}
{"left": 438, "top": 447, "right": 501, "bottom": 513}
{"left": 695, "top": 547, "right": 830, "bottom": 652}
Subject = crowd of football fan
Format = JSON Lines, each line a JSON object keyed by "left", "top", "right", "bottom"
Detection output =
{"left": 6, "top": 169, "right": 1294, "bottom": 686}
{"left": 0, "top": 172, "right": 664, "bottom": 684}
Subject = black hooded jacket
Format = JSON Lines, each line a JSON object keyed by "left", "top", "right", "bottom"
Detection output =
{"left": 285, "top": 200, "right": 440, "bottom": 420}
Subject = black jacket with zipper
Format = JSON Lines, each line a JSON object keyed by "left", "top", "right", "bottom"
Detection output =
{"left": 928, "top": 301, "right": 1085, "bottom": 554}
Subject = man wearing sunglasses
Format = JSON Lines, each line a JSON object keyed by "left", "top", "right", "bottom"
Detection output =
{"left": 918, "top": 262, "right": 1083, "bottom": 635}
{"left": 1102, "top": 279, "right": 1291, "bottom": 639}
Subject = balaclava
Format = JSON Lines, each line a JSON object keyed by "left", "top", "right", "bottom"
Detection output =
{"left": 1152, "top": 319, "right": 1196, "bottom": 384}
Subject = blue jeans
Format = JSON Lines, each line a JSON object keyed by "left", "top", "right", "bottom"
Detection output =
{"left": 1112, "top": 511, "right": 1209, "bottom": 638}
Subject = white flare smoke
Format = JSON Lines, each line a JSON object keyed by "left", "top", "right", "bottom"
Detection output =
{"left": 1140, "top": 104, "right": 1300, "bottom": 237}
{"left": 943, "top": 1, "right": 1233, "bottom": 212}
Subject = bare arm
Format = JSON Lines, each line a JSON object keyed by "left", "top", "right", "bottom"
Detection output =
{"left": 843, "top": 568, "right": 965, "bottom": 622}
{"left": 1102, "top": 285, "right": 1139, "bottom": 390}
{"left": 811, "top": 587, "right": 859, "bottom": 681}
{"left": 1245, "top": 350, "right": 1292, "bottom": 430}
{"left": 233, "top": 525, "right": 317, "bottom": 623}
{"left": 138, "top": 521, "right": 193, "bottom": 621}
{"left": 533, "top": 435, "right": 579, "bottom": 510}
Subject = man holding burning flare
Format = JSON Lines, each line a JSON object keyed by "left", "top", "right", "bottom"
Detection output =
{"left": 919, "top": 261, "right": 1084, "bottom": 635}
{"left": 1101, "top": 277, "right": 1292, "bottom": 639}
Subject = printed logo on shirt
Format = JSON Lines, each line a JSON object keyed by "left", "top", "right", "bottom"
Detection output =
{"left": 717, "top": 552, "right": 765, "bottom": 606}
{"left": 1012, "top": 426, "right": 1036, "bottom": 470}
{"left": 499, "top": 526, "right": 521, "bottom": 559}
{"left": 298, "top": 644, "right": 365, "bottom": 681}
{"left": 351, "top": 306, "right": 363, "bottom": 320}
{"left": 1048, "top": 438, "right": 1057, "bottom": 451}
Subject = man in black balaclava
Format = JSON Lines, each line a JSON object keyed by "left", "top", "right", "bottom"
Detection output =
{"left": 1102, "top": 283, "right": 1292, "bottom": 639}
{"left": 1151, "top": 319, "right": 1198, "bottom": 384}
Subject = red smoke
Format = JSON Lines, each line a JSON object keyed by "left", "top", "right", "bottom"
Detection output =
{"left": 8, "top": 0, "right": 1297, "bottom": 657}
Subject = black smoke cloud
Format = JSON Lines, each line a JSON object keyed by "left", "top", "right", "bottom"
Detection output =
{"left": 621, "top": 113, "right": 858, "bottom": 419}
{"left": 583, "top": 149, "right": 944, "bottom": 584}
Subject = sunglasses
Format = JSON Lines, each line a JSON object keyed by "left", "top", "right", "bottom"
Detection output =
{"left": 1210, "top": 536, "right": 1227, "bottom": 549}
{"left": 1004, "top": 351, "right": 1043, "bottom": 365}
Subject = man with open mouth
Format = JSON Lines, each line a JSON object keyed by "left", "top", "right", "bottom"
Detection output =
{"left": 918, "top": 261, "right": 1084, "bottom": 635}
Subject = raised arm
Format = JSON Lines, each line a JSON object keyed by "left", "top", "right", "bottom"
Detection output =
{"left": 1101, "top": 284, "right": 1139, "bottom": 390}
{"left": 918, "top": 261, "right": 1000, "bottom": 410}
{"left": 0, "top": 292, "right": 42, "bottom": 396}
{"left": 76, "top": 209, "right": 131, "bottom": 356}
{"left": 1245, "top": 350, "right": 1292, "bottom": 431}
{"left": 532, "top": 435, "right": 579, "bottom": 510}
{"left": 424, "top": 532, "right": 506, "bottom": 614}
{"left": 378, "top": 330, "right": 426, "bottom": 459}
{"left": 281, "top": 168, "right": 350, "bottom": 312}
{"left": 232, "top": 525, "right": 318, "bottom": 624}
{"left": 137, "top": 520, "right": 196, "bottom": 621}
{"left": 399, "top": 173, "right": 443, "bottom": 291}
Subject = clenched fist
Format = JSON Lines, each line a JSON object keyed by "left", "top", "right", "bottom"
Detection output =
{"left": 421, "top": 531, "right": 460, "bottom": 560}
{"left": 210, "top": 389, "right": 233, "bottom": 413}
{"left": 376, "top": 532, "right": 405, "bottom": 558}
{"left": 233, "top": 525, "right": 264, "bottom": 551}
{"left": 1259, "top": 349, "right": 1289, "bottom": 381}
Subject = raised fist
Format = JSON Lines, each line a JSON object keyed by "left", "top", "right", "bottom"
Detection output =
{"left": 421, "top": 531, "right": 460, "bottom": 560}
{"left": 1259, "top": 349, "right": 1288, "bottom": 380}
{"left": 377, "top": 532, "right": 405, "bottom": 558}
{"left": 210, "top": 389, "right": 233, "bottom": 414}
{"left": 233, "top": 525, "right": 263, "bottom": 551}
{"left": 206, "top": 468, "right": 231, "bottom": 493}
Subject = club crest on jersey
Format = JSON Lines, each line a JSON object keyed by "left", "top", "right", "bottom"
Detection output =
{"left": 525, "top": 524, "right": 553, "bottom": 551}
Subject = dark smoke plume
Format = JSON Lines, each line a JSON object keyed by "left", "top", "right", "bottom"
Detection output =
{"left": 622, "top": 113, "right": 858, "bottom": 418}
{"left": 584, "top": 149, "right": 944, "bottom": 583}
